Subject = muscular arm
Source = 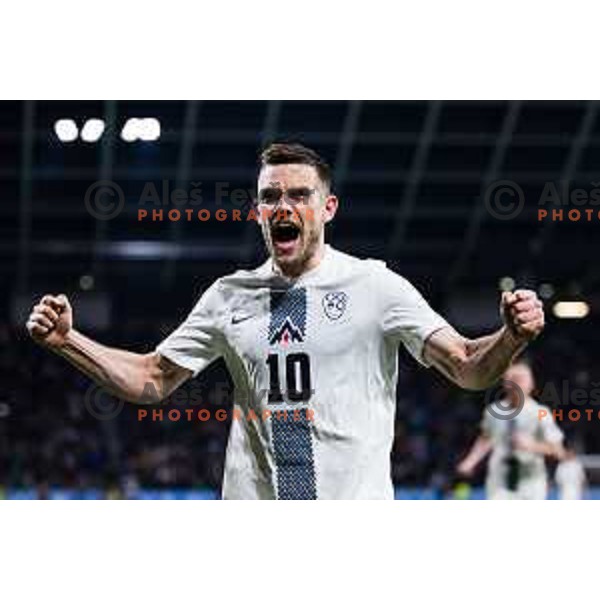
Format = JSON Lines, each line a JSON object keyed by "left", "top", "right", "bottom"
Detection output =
{"left": 424, "top": 325, "right": 527, "bottom": 390}
{"left": 423, "top": 290, "right": 543, "bottom": 390}
{"left": 59, "top": 330, "right": 191, "bottom": 404}
{"left": 26, "top": 294, "right": 192, "bottom": 404}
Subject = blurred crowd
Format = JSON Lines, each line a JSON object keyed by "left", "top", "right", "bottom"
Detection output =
{"left": 1, "top": 321, "right": 598, "bottom": 497}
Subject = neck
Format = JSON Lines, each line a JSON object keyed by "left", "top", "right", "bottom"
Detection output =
{"left": 274, "top": 243, "right": 326, "bottom": 279}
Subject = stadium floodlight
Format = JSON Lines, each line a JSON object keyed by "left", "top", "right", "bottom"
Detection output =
{"left": 498, "top": 276, "right": 515, "bottom": 291}
{"left": 552, "top": 301, "right": 590, "bottom": 319}
{"left": 120, "top": 118, "right": 139, "bottom": 142}
{"left": 80, "top": 119, "right": 106, "bottom": 143}
{"left": 54, "top": 119, "right": 79, "bottom": 142}
{"left": 120, "top": 117, "right": 161, "bottom": 142}
{"left": 137, "top": 118, "right": 161, "bottom": 141}
{"left": 538, "top": 283, "right": 554, "bottom": 300}
{"left": 79, "top": 274, "right": 95, "bottom": 291}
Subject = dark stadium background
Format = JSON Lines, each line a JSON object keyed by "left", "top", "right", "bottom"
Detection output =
{"left": 1, "top": 100, "right": 599, "bottom": 499}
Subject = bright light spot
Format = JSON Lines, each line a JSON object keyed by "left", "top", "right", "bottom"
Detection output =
{"left": 553, "top": 301, "right": 589, "bottom": 319}
{"left": 79, "top": 274, "right": 95, "bottom": 290}
{"left": 54, "top": 119, "right": 78, "bottom": 142}
{"left": 120, "top": 118, "right": 161, "bottom": 142}
{"left": 538, "top": 283, "right": 554, "bottom": 300}
{"left": 120, "top": 118, "right": 139, "bottom": 142}
{"left": 499, "top": 276, "right": 515, "bottom": 292}
{"left": 112, "top": 241, "right": 178, "bottom": 259}
{"left": 138, "top": 118, "right": 161, "bottom": 141}
{"left": 80, "top": 119, "right": 105, "bottom": 143}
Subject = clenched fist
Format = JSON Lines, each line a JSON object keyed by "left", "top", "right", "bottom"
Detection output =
{"left": 501, "top": 289, "right": 544, "bottom": 341}
{"left": 26, "top": 294, "right": 73, "bottom": 349}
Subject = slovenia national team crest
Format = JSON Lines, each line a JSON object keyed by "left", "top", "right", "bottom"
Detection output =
{"left": 322, "top": 291, "right": 348, "bottom": 321}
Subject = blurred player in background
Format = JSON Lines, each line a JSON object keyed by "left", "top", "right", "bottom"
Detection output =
{"left": 26, "top": 143, "right": 546, "bottom": 500}
{"left": 555, "top": 448, "right": 586, "bottom": 500}
{"left": 457, "top": 361, "right": 565, "bottom": 499}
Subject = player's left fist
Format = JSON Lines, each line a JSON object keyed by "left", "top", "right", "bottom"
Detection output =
{"left": 500, "top": 289, "right": 544, "bottom": 341}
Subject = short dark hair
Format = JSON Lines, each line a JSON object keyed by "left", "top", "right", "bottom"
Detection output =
{"left": 259, "top": 142, "right": 332, "bottom": 190}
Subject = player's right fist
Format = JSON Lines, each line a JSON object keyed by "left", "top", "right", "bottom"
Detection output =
{"left": 26, "top": 294, "right": 73, "bottom": 349}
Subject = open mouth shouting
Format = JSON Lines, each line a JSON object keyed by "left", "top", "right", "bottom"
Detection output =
{"left": 270, "top": 218, "right": 302, "bottom": 256}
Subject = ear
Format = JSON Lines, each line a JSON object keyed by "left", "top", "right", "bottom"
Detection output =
{"left": 323, "top": 195, "right": 339, "bottom": 224}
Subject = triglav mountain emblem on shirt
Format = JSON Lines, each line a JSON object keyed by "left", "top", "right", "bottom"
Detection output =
{"left": 269, "top": 316, "right": 304, "bottom": 345}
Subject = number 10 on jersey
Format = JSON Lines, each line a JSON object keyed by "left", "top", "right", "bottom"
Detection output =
{"left": 266, "top": 352, "right": 312, "bottom": 403}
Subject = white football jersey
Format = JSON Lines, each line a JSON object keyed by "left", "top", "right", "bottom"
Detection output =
{"left": 156, "top": 245, "right": 449, "bottom": 499}
{"left": 482, "top": 397, "right": 563, "bottom": 494}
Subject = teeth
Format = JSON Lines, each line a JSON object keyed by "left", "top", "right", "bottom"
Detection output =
{"left": 271, "top": 224, "right": 299, "bottom": 233}
{"left": 272, "top": 221, "right": 297, "bottom": 228}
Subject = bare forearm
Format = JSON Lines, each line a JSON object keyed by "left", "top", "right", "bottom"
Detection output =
{"left": 515, "top": 436, "right": 565, "bottom": 459}
{"left": 425, "top": 326, "right": 527, "bottom": 390}
{"left": 55, "top": 329, "right": 162, "bottom": 404}
{"left": 530, "top": 441, "right": 561, "bottom": 457}
{"left": 424, "top": 289, "right": 544, "bottom": 390}
{"left": 462, "top": 326, "right": 528, "bottom": 390}
{"left": 462, "top": 288, "right": 545, "bottom": 389}
{"left": 26, "top": 293, "right": 191, "bottom": 403}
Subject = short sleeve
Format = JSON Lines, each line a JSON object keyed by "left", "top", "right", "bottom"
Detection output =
{"left": 156, "top": 281, "right": 227, "bottom": 377}
{"left": 375, "top": 264, "right": 450, "bottom": 366}
{"left": 538, "top": 405, "right": 564, "bottom": 445}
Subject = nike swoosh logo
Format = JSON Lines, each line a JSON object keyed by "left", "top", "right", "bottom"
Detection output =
{"left": 231, "top": 314, "right": 252, "bottom": 325}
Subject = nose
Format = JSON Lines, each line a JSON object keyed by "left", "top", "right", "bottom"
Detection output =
{"left": 276, "top": 189, "right": 300, "bottom": 211}
{"left": 271, "top": 193, "right": 295, "bottom": 219}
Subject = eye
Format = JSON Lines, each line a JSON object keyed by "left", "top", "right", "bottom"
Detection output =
{"left": 259, "top": 188, "right": 282, "bottom": 205}
{"left": 287, "top": 188, "right": 312, "bottom": 203}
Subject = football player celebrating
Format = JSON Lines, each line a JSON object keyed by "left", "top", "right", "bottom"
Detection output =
{"left": 27, "top": 143, "right": 545, "bottom": 499}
